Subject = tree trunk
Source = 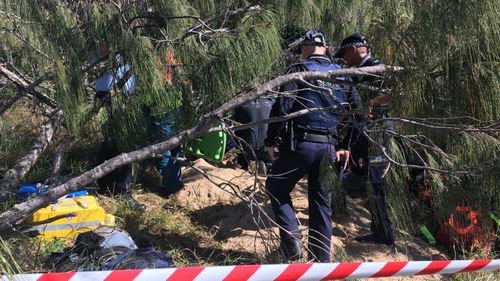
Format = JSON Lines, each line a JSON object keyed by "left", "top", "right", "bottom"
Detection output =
{"left": 0, "top": 109, "right": 63, "bottom": 200}
{"left": 49, "top": 135, "right": 72, "bottom": 179}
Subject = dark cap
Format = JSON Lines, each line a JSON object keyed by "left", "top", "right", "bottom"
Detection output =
{"left": 301, "top": 29, "right": 328, "bottom": 47}
{"left": 333, "top": 33, "right": 369, "bottom": 58}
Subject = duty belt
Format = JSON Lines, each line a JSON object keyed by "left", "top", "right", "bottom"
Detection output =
{"left": 296, "top": 131, "right": 336, "bottom": 144}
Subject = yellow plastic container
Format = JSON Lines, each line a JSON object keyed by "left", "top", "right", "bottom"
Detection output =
{"left": 29, "top": 196, "right": 114, "bottom": 241}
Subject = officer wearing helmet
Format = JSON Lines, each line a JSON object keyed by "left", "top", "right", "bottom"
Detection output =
{"left": 264, "top": 29, "right": 357, "bottom": 262}
{"left": 334, "top": 34, "right": 395, "bottom": 246}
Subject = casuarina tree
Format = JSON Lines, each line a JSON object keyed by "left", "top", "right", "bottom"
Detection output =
{"left": 0, "top": 0, "right": 498, "bottom": 253}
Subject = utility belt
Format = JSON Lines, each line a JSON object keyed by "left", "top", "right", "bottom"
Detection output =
{"left": 286, "top": 125, "right": 336, "bottom": 151}
{"left": 295, "top": 131, "right": 336, "bottom": 143}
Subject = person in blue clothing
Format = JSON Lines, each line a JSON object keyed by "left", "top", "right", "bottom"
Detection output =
{"left": 154, "top": 117, "right": 184, "bottom": 197}
{"left": 264, "top": 29, "right": 356, "bottom": 262}
{"left": 152, "top": 50, "right": 187, "bottom": 197}
{"left": 94, "top": 51, "right": 145, "bottom": 211}
{"left": 333, "top": 34, "right": 395, "bottom": 246}
{"left": 94, "top": 48, "right": 186, "bottom": 200}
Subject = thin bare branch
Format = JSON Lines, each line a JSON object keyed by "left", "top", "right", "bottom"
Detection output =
{"left": 0, "top": 63, "right": 58, "bottom": 108}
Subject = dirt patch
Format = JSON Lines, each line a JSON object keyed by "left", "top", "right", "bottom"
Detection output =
{"left": 128, "top": 158, "right": 447, "bottom": 279}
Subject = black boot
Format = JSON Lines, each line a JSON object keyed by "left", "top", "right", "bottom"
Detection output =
{"left": 355, "top": 233, "right": 394, "bottom": 246}
{"left": 278, "top": 238, "right": 302, "bottom": 261}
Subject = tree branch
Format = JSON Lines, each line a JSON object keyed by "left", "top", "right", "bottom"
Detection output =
{"left": 179, "top": 4, "right": 261, "bottom": 41}
{"left": 0, "top": 63, "right": 58, "bottom": 108}
{"left": 0, "top": 109, "right": 63, "bottom": 200}
{"left": 374, "top": 117, "right": 500, "bottom": 132}
{"left": 0, "top": 64, "right": 400, "bottom": 231}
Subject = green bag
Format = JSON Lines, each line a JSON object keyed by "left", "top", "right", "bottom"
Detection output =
{"left": 184, "top": 124, "right": 227, "bottom": 162}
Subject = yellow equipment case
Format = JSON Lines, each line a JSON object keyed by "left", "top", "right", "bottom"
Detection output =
{"left": 29, "top": 195, "right": 115, "bottom": 241}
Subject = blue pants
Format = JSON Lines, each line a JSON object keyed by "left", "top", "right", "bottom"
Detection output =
{"left": 156, "top": 147, "right": 183, "bottom": 193}
{"left": 155, "top": 118, "right": 183, "bottom": 194}
{"left": 266, "top": 142, "right": 336, "bottom": 262}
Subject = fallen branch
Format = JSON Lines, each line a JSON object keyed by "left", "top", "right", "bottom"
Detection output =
{"left": 0, "top": 109, "right": 63, "bottom": 200}
{"left": 0, "top": 64, "right": 399, "bottom": 231}
{"left": 0, "top": 63, "right": 58, "bottom": 108}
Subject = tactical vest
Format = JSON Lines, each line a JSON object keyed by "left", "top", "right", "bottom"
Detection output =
{"left": 291, "top": 59, "right": 351, "bottom": 133}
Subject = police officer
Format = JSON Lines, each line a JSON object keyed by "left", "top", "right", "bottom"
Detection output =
{"left": 265, "top": 29, "right": 355, "bottom": 262}
{"left": 333, "top": 34, "right": 395, "bottom": 245}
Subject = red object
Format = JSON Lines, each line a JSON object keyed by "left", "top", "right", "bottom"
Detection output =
{"left": 436, "top": 205, "right": 490, "bottom": 252}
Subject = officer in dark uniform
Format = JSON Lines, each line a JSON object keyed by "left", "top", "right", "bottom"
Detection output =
{"left": 265, "top": 29, "right": 355, "bottom": 262}
{"left": 333, "top": 34, "right": 395, "bottom": 245}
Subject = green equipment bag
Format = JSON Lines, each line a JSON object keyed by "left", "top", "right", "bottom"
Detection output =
{"left": 183, "top": 123, "right": 227, "bottom": 162}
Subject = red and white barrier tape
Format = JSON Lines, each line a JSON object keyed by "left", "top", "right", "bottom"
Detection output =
{"left": 2, "top": 259, "right": 498, "bottom": 281}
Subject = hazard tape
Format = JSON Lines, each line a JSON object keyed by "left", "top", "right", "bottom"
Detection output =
{"left": 1, "top": 259, "right": 498, "bottom": 281}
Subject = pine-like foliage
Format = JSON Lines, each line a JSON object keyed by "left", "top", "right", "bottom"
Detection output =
{"left": 1, "top": 0, "right": 498, "bottom": 255}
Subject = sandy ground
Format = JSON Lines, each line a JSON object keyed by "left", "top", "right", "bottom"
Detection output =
{"left": 166, "top": 158, "right": 448, "bottom": 280}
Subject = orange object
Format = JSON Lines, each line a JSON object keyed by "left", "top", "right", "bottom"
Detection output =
{"left": 164, "top": 50, "right": 177, "bottom": 85}
{"left": 436, "top": 205, "right": 491, "bottom": 252}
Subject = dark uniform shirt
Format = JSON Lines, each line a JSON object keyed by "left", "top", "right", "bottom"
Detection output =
{"left": 354, "top": 54, "right": 382, "bottom": 84}
{"left": 264, "top": 54, "right": 357, "bottom": 148}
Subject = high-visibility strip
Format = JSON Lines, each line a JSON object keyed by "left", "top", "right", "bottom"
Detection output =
{"left": 298, "top": 263, "right": 337, "bottom": 280}
{"left": 397, "top": 260, "right": 432, "bottom": 276}
{"left": 32, "top": 221, "right": 103, "bottom": 231}
{"left": 193, "top": 266, "right": 234, "bottom": 281}
{"left": 247, "top": 264, "right": 288, "bottom": 281}
{"left": 133, "top": 268, "right": 176, "bottom": 281}
{"left": 437, "top": 260, "right": 472, "bottom": 275}
{"left": 68, "top": 271, "right": 111, "bottom": 281}
{"left": 350, "top": 262, "right": 386, "bottom": 279}
{"left": 480, "top": 259, "right": 500, "bottom": 272}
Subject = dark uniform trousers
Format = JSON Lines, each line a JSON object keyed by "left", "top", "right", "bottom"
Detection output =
{"left": 340, "top": 54, "right": 395, "bottom": 245}
{"left": 266, "top": 141, "right": 336, "bottom": 263}
{"left": 343, "top": 116, "right": 395, "bottom": 244}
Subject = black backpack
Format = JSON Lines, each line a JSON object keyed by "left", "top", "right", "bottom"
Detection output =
{"left": 46, "top": 227, "right": 175, "bottom": 271}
